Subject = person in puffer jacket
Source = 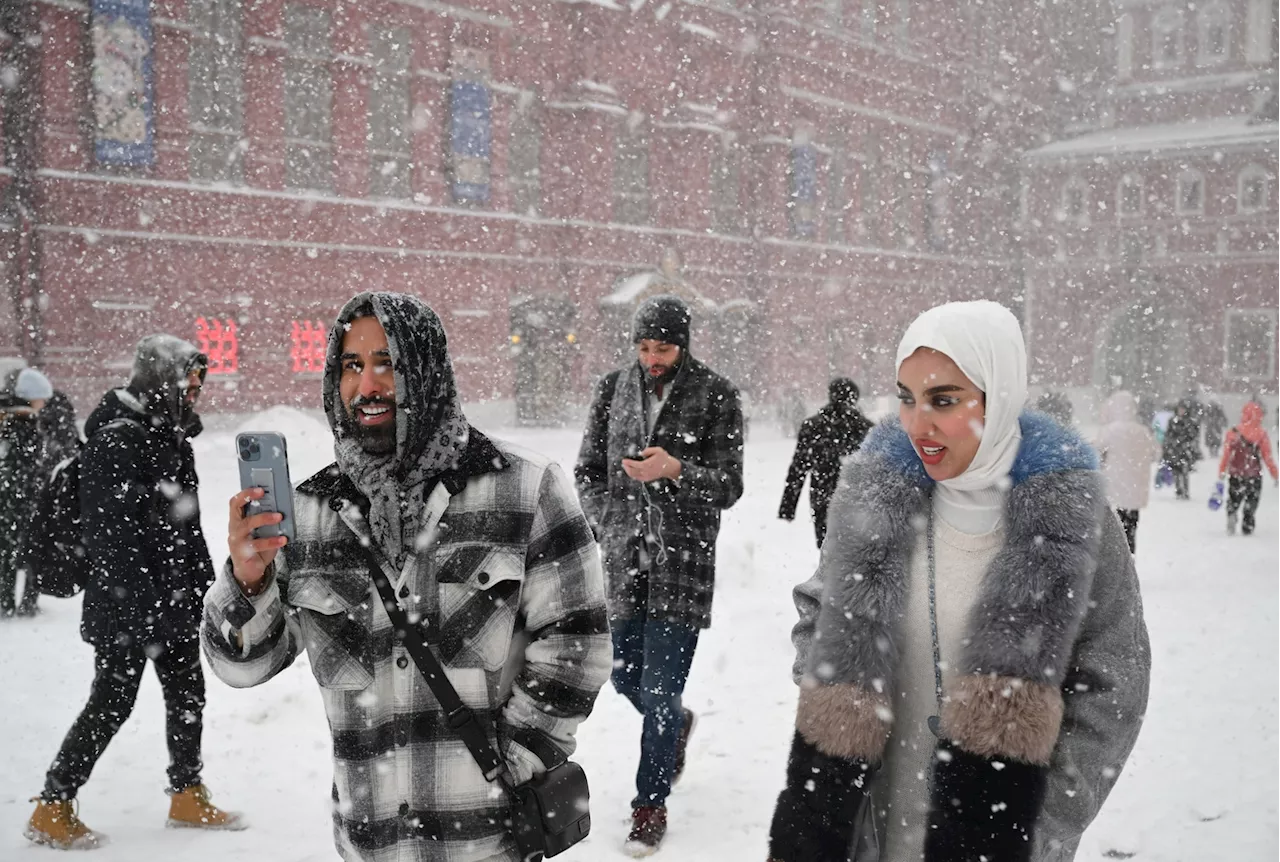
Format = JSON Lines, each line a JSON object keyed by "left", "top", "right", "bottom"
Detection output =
{"left": 1217, "top": 401, "right": 1279, "bottom": 536}
{"left": 766, "top": 301, "right": 1150, "bottom": 862}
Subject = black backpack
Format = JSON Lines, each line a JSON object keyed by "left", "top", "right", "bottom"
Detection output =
{"left": 23, "top": 418, "right": 142, "bottom": 598}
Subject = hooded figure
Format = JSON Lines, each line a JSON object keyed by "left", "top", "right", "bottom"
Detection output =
{"left": 28, "top": 335, "right": 235, "bottom": 849}
{"left": 203, "top": 292, "right": 611, "bottom": 862}
{"left": 1096, "top": 391, "right": 1161, "bottom": 552}
{"left": 778, "top": 377, "right": 875, "bottom": 547}
{"left": 1217, "top": 401, "right": 1279, "bottom": 536}
{"left": 767, "top": 301, "right": 1149, "bottom": 862}
{"left": 0, "top": 367, "right": 54, "bottom": 616}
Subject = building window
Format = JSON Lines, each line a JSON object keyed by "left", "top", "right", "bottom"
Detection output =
{"left": 819, "top": 0, "right": 843, "bottom": 27}
{"left": 1238, "top": 165, "right": 1270, "bottom": 212}
{"left": 789, "top": 140, "right": 818, "bottom": 238}
{"left": 508, "top": 95, "right": 541, "bottom": 216}
{"left": 1120, "top": 231, "right": 1147, "bottom": 267}
{"left": 1117, "top": 13, "right": 1135, "bottom": 80}
{"left": 283, "top": 5, "right": 333, "bottom": 192}
{"left": 195, "top": 317, "right": 239, "bottom": 375}
{"left": 826, "top": 148, "right": 849, "bottom": 243}
{"left": 711, "top": 139, "right": 741, "bottom": 235}
{"left": 860, "top": 0, "right": 876, "bottom": 39}
{"left": 1176, "top": 170, "right": 1205, "bottom": 215}
{"left": 924, "top": 154, "right": 949, "bottom": 250}
{"left": 614, "top": 118, "right": 650, "bottom": 225}
{"left": 859, "top": 133, "right": 879, "bottom": 237}
{"left": 188, "top": 0, "right": 244, "bottom": 183}
{"left": 1224, "top": 309, "right": 1277, "bottom": 380}
{"left": 1152, "top": 8, "right": 1185, "bottom": 69}
{"left": 1118, "top": 174, "right": 1144, "bottom": 217}
{"left": 1060, "top": 178, "right": 1089, "bottom": 223}
{"left": 1197, "top": 3, "right": 1232, "bottom": 65}
{"left": 368, "top": 27, "right": 412, "bottom": 199}
{"left": 1246, "top": 0, "right": 1274, "bottom": 63}
{"left": 449, "top": 75, "right": 493, "bottom": 205}
{"left": 894, "top": 0, "right": 910, "bottom": 47}
{"left": 887, "top": 163, "right": 912, "bottom": 247}
{"left": 290, "top": 319, "right": 327, "bottom": 374}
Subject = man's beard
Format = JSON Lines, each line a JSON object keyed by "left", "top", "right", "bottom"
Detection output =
{"left": 343, "top": 395, "right": 397, "bottom": 455}
{"left": 642, "top": 359, "right": 680, "bottom": 393}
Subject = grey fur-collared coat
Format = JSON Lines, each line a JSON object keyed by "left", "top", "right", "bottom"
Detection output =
{"left": 768, "top": 412, "right": 1151, "bottom": 862}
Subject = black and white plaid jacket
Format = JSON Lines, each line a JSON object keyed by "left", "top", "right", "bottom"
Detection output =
{"left": 575, "top": 355, "right": 744, "bottom": 630}
{"left": 203, "top": 431, "right": 611, "bottom": 862}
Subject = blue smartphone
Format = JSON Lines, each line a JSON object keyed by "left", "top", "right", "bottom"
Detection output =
{"left": 236, "top": 432, "right": 296, "bottom": 543}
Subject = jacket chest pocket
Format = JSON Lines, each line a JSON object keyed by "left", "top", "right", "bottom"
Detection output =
{"left": 287, "top": 573, "right": 376, "bottom": 691}
{"left": 434, "top": 547, "right": 524, "bottom": 672}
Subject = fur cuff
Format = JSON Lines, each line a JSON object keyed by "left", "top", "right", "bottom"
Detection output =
{"left": 796, "top": 683, "right": 893, "bottom": 761}
{"left": 926, "top": 740, "right": 1048, "bottom": 862}
{"left": 941, "top": 674, "right": 1063, "bottom": 765}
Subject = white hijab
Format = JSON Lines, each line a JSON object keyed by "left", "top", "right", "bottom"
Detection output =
{"left": 896, "top": 301, "right": 1028, "bottom": 503}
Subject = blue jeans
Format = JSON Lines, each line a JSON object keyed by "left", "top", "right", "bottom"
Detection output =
{"left": 611, "top": 612, "right": 700, "bottom": 808}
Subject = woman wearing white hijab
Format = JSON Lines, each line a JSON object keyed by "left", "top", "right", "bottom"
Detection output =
{"left": 766, "top": 302, "right": 1150, "bottom": 862}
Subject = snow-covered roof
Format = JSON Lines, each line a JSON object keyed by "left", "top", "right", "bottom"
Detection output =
{"left": 1024, "top": 116, "right": 1278, "bottom": 160}
{"left": 600, "top": 270, "right": 719, "bottom": 310}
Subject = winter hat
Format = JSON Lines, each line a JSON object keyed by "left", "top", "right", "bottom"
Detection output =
{"left": 13, "top": 367, "right": 53, "bottom": 402}
{"left": 632, "top": 295, "right": 691, "bottom": 350}
{"left": 127, "top": 334, "right": 208, "bottom": 426}
{"left": 895, "top": 300, "right": 1028, "bottom": 493}
{"left": 828, "top": 377, "right": 859, "bottom": 406}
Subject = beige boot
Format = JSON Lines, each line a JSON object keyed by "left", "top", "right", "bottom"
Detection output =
{"left": 166, "top": 784, "right": 247, "bottom": 831}
{"left": 24, "top": 798, "right": 105, "bottom": 850}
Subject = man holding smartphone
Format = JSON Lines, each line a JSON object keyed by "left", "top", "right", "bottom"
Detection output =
{"left": 203, "top": 292, "right": 612, "bottom": 862}
{"left": 574, "top": 294, "right": 744, "bottom": 855}
{"left": 26, "top": 335, "right": 242, "bottom": 850}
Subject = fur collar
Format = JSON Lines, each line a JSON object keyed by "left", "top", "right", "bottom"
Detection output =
{"left": 796, "top": 412, "right": 1105, "bottom": 767}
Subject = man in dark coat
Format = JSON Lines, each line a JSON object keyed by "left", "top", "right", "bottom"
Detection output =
{"left": 778, "top": 377, "right": 874, "bottom": 547}
{"left": 575, "top": 294, "right": 744, "bottom": 854}
{"left": 1161, "top": 399, "right": 1201, "bottom": 500}
{"left": 0, "top": 367, "right": 54, "bottom": 617}
{"left": 26, "top": 335, "right": 242, "bottom": 851}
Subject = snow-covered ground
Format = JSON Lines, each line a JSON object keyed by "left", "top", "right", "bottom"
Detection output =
{"left": 1, "top": 408, "right": 1276, "bottom": 861}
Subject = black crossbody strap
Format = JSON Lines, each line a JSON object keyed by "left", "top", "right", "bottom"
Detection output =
{"left": 364, "top": 556, "right": 509, "bottom": 782}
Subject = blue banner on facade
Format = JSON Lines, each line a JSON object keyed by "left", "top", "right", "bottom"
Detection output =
{"left": 91, "top": 0, "right": 155, "bottom": 167}
{"left": 450, "top": 79, "right": 492, "bottom": 204}
{"left": 790, "top": 144, "right": 817, "bottom": 237}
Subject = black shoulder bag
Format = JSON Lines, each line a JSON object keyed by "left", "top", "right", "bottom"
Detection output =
{"left": 364, "top": 558, "right": 591, "bottom": 860}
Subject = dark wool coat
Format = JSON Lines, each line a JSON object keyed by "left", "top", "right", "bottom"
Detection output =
{"left": 778, "top": 403, "right": 873, "bottom": 527}
{"left": 575, "top": 355, "right": 744, "bottom": 630}
{"left": 1161, "top": 412, "right": 1200, "bottom": 470}
{"left": 79, "top": 388, "right": 215, "bottom": 650}
{"left": 768, "top": 412, "right": 1151, "bottom": 862}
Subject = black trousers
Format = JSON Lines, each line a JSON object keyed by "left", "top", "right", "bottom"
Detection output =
{"left": 1227, "top": 477, "right": 1264, "bottom": 535}
{"left": 812, "top": 503, "right": 830, "bottom": 548}
{"left": 0, "top": 527, "right": 38, "bottom": 615}
{"left": 43, "top": 638, "right": 205, "bottom": 800}
{"left": 1116, "top": 509, "right": 1140, "bottom": 552}
{"left": 1172, "top": 465, "right": 1191, "bottom": 499}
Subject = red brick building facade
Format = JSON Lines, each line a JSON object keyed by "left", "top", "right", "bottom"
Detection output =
{"left": 0, "top": 0, "right": 1275, "bottom": 417}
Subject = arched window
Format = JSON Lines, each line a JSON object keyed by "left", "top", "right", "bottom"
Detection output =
{"left": 1197, "top": 2, "right": 1232, "bottom": 65}
{"left": 1176, "top": 169, "right": 1205, "bottom": 215}
{"left": 1060, "top": 177, "right": 1089, "bottom": 223}
{"left": 1117, "top": 173, "right": 1144, "bottom": 217}
{"left": 1238, "top": 164, "right": 1271, "bottom": 213}
{"left": 1117, "top": 13, "right": 1135, "bottom": 80}
{"left": 1152, "top": 7, "right": 1185, "bottom": 69}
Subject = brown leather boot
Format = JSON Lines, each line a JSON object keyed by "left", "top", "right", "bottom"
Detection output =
{"left": 24, "top": 798, "right": 105, "bottom": 850}
{"left": 624, "top": 805, "right": 667, "bottom": 857}
{"left": 166, "top": 784, "right": 247, "bottom": 830}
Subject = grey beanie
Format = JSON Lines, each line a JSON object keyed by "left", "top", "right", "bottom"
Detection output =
{"left": 13, "top": 367, "right": 53, "bottom": 401}
{"left": 632, "top": 295, "right": 691, "bottom": 350}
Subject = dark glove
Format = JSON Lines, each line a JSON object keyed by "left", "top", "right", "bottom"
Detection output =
{"left": 925, "top": 740, "right": 1048, "bottom": 862}
{"left": 768, "top": 730, "right": 873, "bottom": 862}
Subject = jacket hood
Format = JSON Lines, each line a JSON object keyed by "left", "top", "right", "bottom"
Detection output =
{"left": 1240, "top": 401, "right": 1265, "bottom": 429}
{"left": 322, "top": 292, "right": 469, "bottom": 479}
{"left": 84, "top": 387, "right": 203, "bottom": 440}
{"left": 126, "top": 335, "right": 207, "bottom": 428}
{"left": 859, "top": 409, "right": 1098, "bottom": 489}
{"left": 1104, "top": 391, "right": 1140, "bottom": 425}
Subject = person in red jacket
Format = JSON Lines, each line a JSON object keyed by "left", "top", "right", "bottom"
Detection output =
{"left": 1217, "top": 401, "right": 1279, "bottom": 536}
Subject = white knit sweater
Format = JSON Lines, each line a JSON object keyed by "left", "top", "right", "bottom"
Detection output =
{"left": 877, "top": 507, "right": 1005, "bottom": 862}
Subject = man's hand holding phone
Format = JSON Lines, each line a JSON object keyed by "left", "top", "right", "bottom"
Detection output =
{"left": 621, "top": 446, "right": 682, "bottom": 483}
{"left": 228, "top": 487, "right": 288, "bottom": 596}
